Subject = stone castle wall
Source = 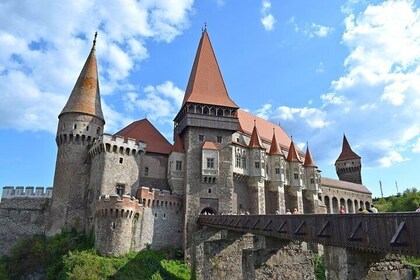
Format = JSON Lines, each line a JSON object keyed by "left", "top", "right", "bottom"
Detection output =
{"left": 0, "top": 187, "right": 51, "bottom": 255}
{"left": 321, "top": 186, "right": 371, "bottom": 214}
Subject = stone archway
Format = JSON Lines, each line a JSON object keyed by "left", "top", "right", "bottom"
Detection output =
{"left": 332, "top": 197, "right": 339, "bottom": 214}
{"left": 201, "top": 207, "right": 217, "bottom": 215}
{"left": 324, "top": 196, "right": 331, "bottom": 213}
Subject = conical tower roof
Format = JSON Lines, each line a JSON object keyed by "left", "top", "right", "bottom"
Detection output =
{"left": 269, "top": 129, "right": 282, "bottom": 155}
{"left": 336, "top": 134, "right": 360, "bottom": 162}
{"left": 249, "top": 122, "right": 263, "bottom": 149}
{"left": 59, "top": 34, "right": 104, "bottom": 121}
{"left": 287, "top": 140, "right": 302, "bottom": 163}
{"left": 182, "top": 30, "right": 238, "bottom": 108}
{"left": 304, "top": 145, "right": 317, "bottom": 167}
{"left": 172, "top": 134, "right": 185, "bottom": 153}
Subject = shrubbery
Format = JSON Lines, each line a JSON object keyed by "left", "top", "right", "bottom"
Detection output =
{"left": 0, "top": 230, "right": 190, "bottom": 280}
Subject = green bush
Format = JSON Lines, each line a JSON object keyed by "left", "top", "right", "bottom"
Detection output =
{"left": 313, "top": 254, "right": 325, "bottom": 280}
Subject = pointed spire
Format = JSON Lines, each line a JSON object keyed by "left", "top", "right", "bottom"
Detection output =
{"left": 269, "top": 128, "right": 282, "bottom": 155}
{"left": 287, "top": 140, "right": 302, "bottom": 162}
{"left": 336, "top": 134, "right": 360, "bottom": 162}
{"left": 172, "top": 134, "right": 185, "bottom": 153}
{"left": 249, "top": 122, "right": 263, "bottom": 149}
{"left": 304, "top": 143, "right": 317, "bottom": 167}
{"left": 182, "top": 30, "right": 238, "bottom": 108}
{"left": 59, "top": 32, "right": 104, "bottom": 121}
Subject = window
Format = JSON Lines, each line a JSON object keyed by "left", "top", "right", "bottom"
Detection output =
{"left": 154, "top": 213, "right": 158, "bottom": 218}
{"left": 73, "top": 124, "right": 77, "bottom": 129}
{"left": 207, "top": 158, "right": 215, "bottom": 169}
{"left": 163, "top": 213, "right": 166, "bottom": 219}
{"left": 217, "top": 136, "right": 222, "bottom": 143}
{"left": 116, "top": 184, "right": 125, "bottom": 197}
{"left": 275, "top": 167, "right": 280, "bottom": 174}
{"left": 62, "top": 125, "right": 65, "bottom": 131}
{"left": 310, "top": 178, "right": 315, "bottom": 184}
{"left": 97, "top": 127, "right": 101, "bottom": 135}
{"left": 208, "top": 189, "right": 211, "bottom": 193}
{"left": 235, "top": 154, "right": 241, "bottom": 168}
{"left": 199, "top": 134, "right": 204, "bottom": 142}
{"left": 236, "top": 138, "right": 240, "bottom": 142}
{"left": 255, "top": 162, "right": 260, "bottom": 169}
{"left": 242, "top": 155, "right": 247, "bottom": 169}
{"left": 86, "top": 125, "right": 89, "bottom": 131}
{"left": 294, "top": 173, "right": 299, "bottom": 180}
{"left": 176, "top": 161, "right": 182, "bottom": 171}
{"left": 144, "top": 166, "right": 149, "bottom": 176}
{"left": 119, "top": 157, "right": 123, "bottom": 164}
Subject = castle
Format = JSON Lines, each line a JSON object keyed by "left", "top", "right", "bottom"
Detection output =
{"left": 0, "top": 30, "right": 371, "bottom": 258}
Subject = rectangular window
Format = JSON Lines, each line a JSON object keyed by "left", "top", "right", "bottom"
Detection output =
{"left": 255, "top": 162, "right": 260, "bottom": 169}
{"left": 242, "top": 156, "right": 247, "bottom": 169}
{"left": 199, "top": 134, "right": 204, "bottom": 142}
{"left": 86, "top": 125, "right": 89, "bottom": 131}
{"left": 217, "top": 136, "right": 222, "bottom": 143}
{"left": 310, "top": 178, "right": 315, "bottom": 184}
{"left": 294, "top": 173, "right": 299, "bottom": 180}
{"left": 119, "top": 157, "right": 123, "bottom": 164}
{"left": 144, "top": 166, "right": 149, "bottom": 176}
{"left": 207, "top": 158, "right": 215, "bottom": 169}
{"left": 275, "top": 167, "right": 280, "bottom": 174}
{"left": 116, "top": 184, "right": 125, "bottom": 197}
{"left": 176, "top": 160, "right": 182, "bottom": 171}
{"left": 235, "top": 154, "right": 241, "bottom": 168}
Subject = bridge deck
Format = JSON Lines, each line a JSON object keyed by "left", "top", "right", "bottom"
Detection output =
{"left": 197, "top": 213, "right": 420, "bottom": 257}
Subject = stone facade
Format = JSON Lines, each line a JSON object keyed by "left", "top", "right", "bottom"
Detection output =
{"left": 0, "top": 30, "right": 379, "bottom": 279}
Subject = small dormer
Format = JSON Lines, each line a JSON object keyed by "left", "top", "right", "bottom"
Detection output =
{"left": 201, "top": 141, "right": 219, "bottom": 183}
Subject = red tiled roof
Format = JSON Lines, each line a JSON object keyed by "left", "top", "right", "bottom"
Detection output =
{"left": 336, "top": 134, "right": 360, "bottom": 162}
{"left": 248, "top": 123, "right": 263, "bottom": 149}
{"left": 269, "top": 129, "right": 282, "bottom": 155}
{"left": 202, "top": 141, "right": 219, "bottom": 150}
{"left": 182, "top": 31, "right": 238, "bottom": 108}
{"left": 237, "top": 109, "right": 295, "bottom": 152}
{"left": 287, "top": 140, "right": 302, "bottom": 163}
{"left": 115, "top": 119, "right": 172, "bottom": 155}
{"left": 172, "top": 134, "right": 185, "bottom": 153}
{"left": 60, "top": 47, "right": 104, "bottom": 121}
{"left": 321, "top": 177, "right": 371, "bottom": 194}
{"left": 303, "top": 146, "right": 317, "bottom": 167}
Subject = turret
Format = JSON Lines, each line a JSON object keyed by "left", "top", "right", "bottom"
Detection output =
{"left": 335, "top": 134, "right": 362, "bottom": 184}
{"left": 168, "top": 134, "right": 185, "bottom": 194}
{"left": 47, "top": 33, "right": 105, "bottom": 235}
{"left": 247, "top": 122, "right": 266, "bottom": 214}
{"left": 286, "top": 140, "right": 303, "bottom": 188}
{"left": 268, "top": 129, "right": 285, "bottom": 184}
{"left": 303, "top": 144, "right": 319, "bottom": 191}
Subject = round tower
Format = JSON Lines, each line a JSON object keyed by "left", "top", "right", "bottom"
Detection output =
{"left": 335, "top": 135, "right": 362, "bottom": 185}
{"left": 47, "top": 34, "right": 105, "bottom": 235}
{"left": 95, "top": 195, "right": 142, "bottom": 256}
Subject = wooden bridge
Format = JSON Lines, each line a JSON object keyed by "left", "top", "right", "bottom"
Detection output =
{"left": 197, "top": 212, "right": 420, "bottom": 257}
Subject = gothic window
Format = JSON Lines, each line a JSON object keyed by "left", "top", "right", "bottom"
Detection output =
{"left": 275, "top": 167, "right": 280, "bottom": 174}
{"left": 255, "top": 162, "right": 260, "bottom": 169}
{"left": 217, "top": 136, "right": 222, "bottom": 143}
{"left": 294, "top": 173, "right": 299, "bottom": 180}
{"left": 242, "top": 155, "right": 247, "bottom": 169}
{"left": 116, "top": 184, "right": 125, "bottom": 197}
{"left": 199, "top": 134, "right": 204, "bottom": 142}
{"left": 176, "top": 160, "right": 182, "bottom": 171}
{"left": 235, "top": 153, "right": 241, "bottom": 168}
{"left": 144, "top": 166, "right": 149, "bottom": 176}
{"left": 207, "top": 158, "right": 215, "bottom": 169}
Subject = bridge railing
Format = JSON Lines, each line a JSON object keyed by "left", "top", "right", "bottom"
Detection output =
{"left": 197, "top": 213, "right": 420, "bottom": 257}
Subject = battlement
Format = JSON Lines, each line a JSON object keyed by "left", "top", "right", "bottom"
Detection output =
{"left": 1, "top": 186, "right": 52, "bottom": 199}
{"left": 89, "top": 134, "right": 147, "bottom": 158}
{"left": 95, "top": 195, "right": 142, "bottom": 219}
{"left": 137, "top": 187, "right": 183, "bottom": 210}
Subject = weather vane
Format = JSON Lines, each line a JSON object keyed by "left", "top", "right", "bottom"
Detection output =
{"left": 202, "top": 22, "right": 207, "bottom": 32}
{"left": 92, "top": 31, "right": 98, "bottom": 50}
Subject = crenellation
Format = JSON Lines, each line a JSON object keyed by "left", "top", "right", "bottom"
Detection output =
{"left": 89, "top": 133, "right": 147, "bottom": 158}
{"left": 2, "top": 186, "right": 53, "bottom": 199}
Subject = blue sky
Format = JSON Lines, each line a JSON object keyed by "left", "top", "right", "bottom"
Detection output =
{"left": 0, "top": 0, "right": 419, "bottom": 198}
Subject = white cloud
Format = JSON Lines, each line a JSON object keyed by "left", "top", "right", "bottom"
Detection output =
{"left": 378, "top": 150, "right": 407, "bottom": 167}
{"left": 305, "top": 23, "right": 334, "bottom": 38}
{"left": 0, "top": 0, "right": 194, "bottom": 133}
{"left": 274, "top": 106, "right": 331, "bottom": 129}
{"left": 320, "top": 93, "right": 345, "bottom": 106}
{"left": 316, "top": 62, "right": 325, "bottom": 73}
{"left": 255, "top": 103, "right": 272, "bottom": 119}
{"left": 413, "top": 138, "right": 420, "bottom": 153}
{"left": 260, "top": 1, "right": 276, "bottom": 31}
{"left": 122, "top": 81, "right": 184, "bottom": 125}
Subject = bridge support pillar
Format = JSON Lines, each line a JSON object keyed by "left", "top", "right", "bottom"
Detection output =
{"left": 193, "top": 228, "right": 264, "bottom": 279}
{"left": 324, "top": 246, "right": 413, "bottom": 280}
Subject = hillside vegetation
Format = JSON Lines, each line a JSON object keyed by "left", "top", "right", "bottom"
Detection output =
{"left": 373, "top": 187, "right": 420, "bottom": 212}
{"left": 0, "top": 229, "right": 190, "bottom": 280}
